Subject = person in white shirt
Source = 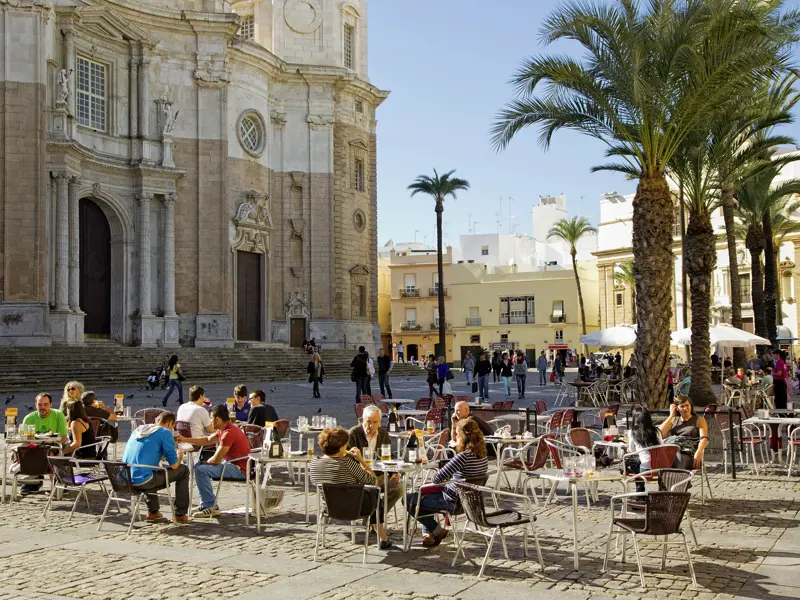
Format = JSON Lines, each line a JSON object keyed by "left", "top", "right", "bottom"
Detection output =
{"left": 177, "top": 386, "right": 216, "bottom": 444}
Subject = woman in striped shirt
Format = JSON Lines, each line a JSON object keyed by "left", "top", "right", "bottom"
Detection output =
{"left": 407, "top": 418, "right": 488, "bottom": 547}
{"left": 309, "top": 427, "right": 393, "bottom": 550}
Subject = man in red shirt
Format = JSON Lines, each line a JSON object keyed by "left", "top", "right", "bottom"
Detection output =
{"left": 191, "top": 404, "right": 251, "bottom": 518}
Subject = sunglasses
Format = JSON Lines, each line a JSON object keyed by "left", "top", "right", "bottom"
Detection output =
{"left": 68, "top": 387, "right": 77, "bottom": 391}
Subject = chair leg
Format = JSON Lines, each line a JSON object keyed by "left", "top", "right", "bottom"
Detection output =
{"left": 97, "top": 492, "right": 113, "bottom": 531}
{"left": 42, "top": 483, "right": 58, "bottom": 520}
{"left": 602, "top": 522, "right": 614, "bottom": 572}
{"left": 686, "top": 513, "right": 699, "bottom": 546}
{"left": 478, "top": 529, "right": 497, "bottom": 578}
{"left": 362, "top": 517, "right": 369, "bottom": 565}
{"left": 661, "top": 535, "right": 668, "bottom": 570}
{"left": 498, "top": 528, "right": 509, "bottom": 560}
{"left": 703, "top": 466, "right": 713, "bottom": 500}
{"left": 68, "top": 488, "right": 82, "bottom": 522}
{"left": 682, "top": 532, "right": 698, "bottom": 589}
{"left": 127, "top": 495, "right": 142, "bottom": 536}
{"left": 631, "top": 534, "right": 646, "bottom": 589}
{"left": 451, "top": 522, "right": 468, "bottom": 567}
{"left": 531, "top": 523, "right": 544, "bottom": 569}
{"left": 314, "top": 517, "right": 321, "bottom": 562}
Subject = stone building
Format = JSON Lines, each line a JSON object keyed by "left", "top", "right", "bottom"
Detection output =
{"left": 0, "top": 0, "right": 388, "bottom": 349}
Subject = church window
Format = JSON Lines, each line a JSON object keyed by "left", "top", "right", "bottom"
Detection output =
{"left": 353, "top": 210, "right": 366, "bottom": 232}
{"left": 240, "top": 15, "right": 255, "bottom": 40}
{"left": 353, "top": 158, "right": 365, "bottom": 192}
{"left": 76, "top": 56, "right": 106, "bottom": 132}
{"left": 237, "top": 110, "right": 266, "bottom": 157}
{"left": 343, "top": 24, "right": 354, "bottom": 69}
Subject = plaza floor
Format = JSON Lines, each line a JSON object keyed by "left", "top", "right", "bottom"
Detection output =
{"left": 1, "top": 374, "right": 798, "bottom": 600}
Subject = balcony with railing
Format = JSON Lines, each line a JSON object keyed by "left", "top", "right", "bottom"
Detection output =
{"left": 500, "top": 314, "right": 535, "bottom": 325}
{"left": 429, "top": 286, "right": 448, "bottom": 297}
{"left": 399, "top": 287, "right": 420, "bottom": 298}
{"left": 466, "top": 317, "right": 482, "bottom": 327}
{"left": 400, "top": 321, "right": 421, "bottom": 331}
{"left": 550, "top": 313, "right": 566, "bottom": 323}
{"left": 430, "top": 320, "right": 451, "bottom": 331}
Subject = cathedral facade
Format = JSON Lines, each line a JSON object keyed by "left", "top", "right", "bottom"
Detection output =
{"left": 0, "top": 0, "right": 387, "bottom": 349}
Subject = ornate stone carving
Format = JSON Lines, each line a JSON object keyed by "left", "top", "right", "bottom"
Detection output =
{"left": 92, "top": 182, "right": 101, "bottom": 196}
{"left": 270, "top": 110, "right": 287, "bottom": 127}
{"left": 307, "top": 114, "right": 334, "bottom": 129}
{"left": 162, "top": 100, "right": 178, "bottom": 135}
{"left": 284, "top": 0, "right": 323, "bottom": 34}
{"left": 285, "top": 290, "right": 310, "bottom": 319}
{"left": 56, "top": 68, "right": 71, "bottom": 106}
{"left": 232, "top": 191, "right": 273, "bottom": 255}
{"left": 349, "top": 264, "right": 369, "bottom": 285}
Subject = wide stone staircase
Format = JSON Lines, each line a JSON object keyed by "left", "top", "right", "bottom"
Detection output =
{"left": 0, "top": 344, "right": 421, "bottom": 392}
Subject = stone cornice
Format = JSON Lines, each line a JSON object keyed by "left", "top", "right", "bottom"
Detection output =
{"left": 56, "top": 5, "right": 160, "bottom": 50}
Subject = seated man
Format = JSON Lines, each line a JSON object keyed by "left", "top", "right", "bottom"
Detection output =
{"left": 450, "top": 401, "right": 496, "bottom": 457}
{"left": 347, "top": 405, "right": 403, "bottom": 511}
{"left": 177, "top": 385, "right": 217, "bottom": 459}
{"left": 247, "top": 389, "right": 279, "bottom": 427}
{"left": 81, "top": 391, "right": 119, "bottom": 446}
{"left": 232, "top": 384, "right": 251, "bottom": 422}
{"left": 122, "top": 411, "right": 190, "bottom": 523}
{"left": 186, "top": 405, "right": 251, "bottom": 518}
{"left": 18, "top": 392, "right": 69, "bottom": 494}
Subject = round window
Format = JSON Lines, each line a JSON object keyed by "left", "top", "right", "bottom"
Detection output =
{"left": 237, "top": 111, "right": 266, "bottom": 157}
{"left": 354, "top": 210, "right": 366, "bottom": 232}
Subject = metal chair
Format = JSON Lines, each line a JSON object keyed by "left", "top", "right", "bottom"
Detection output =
{"left": 568, "top": 427, "right": 600, "bottom": 451}
{"left": 450, "top": 482, "right": 544, "bottom": 578}
{"left": 501, "top": 400, "right": 514, "bottom": 410}
{"left": 43, "top": 456, "right": 108, "bottom": 521}
{"left": 622, "top": 445, "right": 681, "bottom": 479}
{"left": 787, "top": 426, "right": 800, "bottom": 477}
{"left": 415, "top": 397, "right": 432, "bottom": 410}
{"left": 10, "top": 444, "right": 52, "bottom": 504}
{"left": 175, "top": 420, "right": 193, "bottom": 438}
{"left": 133, "top": 408, "right": 164, "bottom": 425}
{"left": 425, "top": 428, "right": 453, "bottom": 461}
{"left": 497, "top": 434, "right": 553, "bottom": 499}
{"left": 314, "top": 483, "right": 380, "bottom": 564}
{"left": 626, "top": 468, "right": 699, "bottom": 545}
{"left": 603, "top": 491, "right": 697, "bottom": 589}
{"left": 240, "top": 424, "right": 265, "bottom": 452}
{"left": 535, "top": 400, "right": 548, "bottom": 415}
{"left": 543, "top": 438, "right": 595, "bottom": 506}
{"left": 98, "top": 461, "right": 175, "bottom": 536}
{"left": 360, "top": 394, "right": 375, "bottom": 404}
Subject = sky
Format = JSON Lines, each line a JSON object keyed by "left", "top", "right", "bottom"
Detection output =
{"left": 368, "top": 0, "right": 800, "bottom": 248}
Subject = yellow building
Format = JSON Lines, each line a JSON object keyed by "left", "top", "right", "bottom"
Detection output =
{"left": 388, "top": 246, "right": 453, "bottom": 362}
{"left": 377, "top": 258, "right": 392, "bottom": 353}
{"left": 449, "top": 262, "right": 600, "bottom": 366}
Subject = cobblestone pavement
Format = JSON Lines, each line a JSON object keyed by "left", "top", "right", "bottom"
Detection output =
{"left": 1, "top": 373, "right": 798, "bottom": 599}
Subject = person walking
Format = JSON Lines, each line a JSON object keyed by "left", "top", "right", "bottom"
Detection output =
{"left": 397, "top": 340, "right": 404, "bottom": 363}
{"left": 552, "top": 353, "right": 562, "bottom": 385}
{"left": 162, "top": 354, "right": 184, "bottom": 406}
{"left": 307, "top": 352, "right": 324, "bottom": 399}
{"left": 436, "top": 356, "right": 451, "bottom": 396}
{"left": 462, "top": 352, "right": 475, "bottom": 388}
{"left": 377, "top": 348, "right": 393, "bottom": 399}
{"left": 491, "top": 351, "right": 502, "bottom": 383}
{"left": 473, "top": 352, "right": 492, "bottom": 400}
{"left": 350, "top": 346, "right": 370, "bottom": 402}
{"left": 425, "top": 355, "right": 439, "bottom": 397}
{"left": 537, "top": 351, "right": 548, "bottom": 386}
{"left": 514, "top": 351, "right": 528, "bottom": 399}
{"left": 500, "top": 354, "right": 513, "bottom": 398}
{"left": 365, "top": 351, "right": 375, "bottom": 396}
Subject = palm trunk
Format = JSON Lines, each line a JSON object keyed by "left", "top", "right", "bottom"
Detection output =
{"left": 762, "top": 211, "right": 777, "bottom": 347}
{"left": 774, "top": 246, "right": 783, "bottom": 325}
{"left": 722, "top": 187, "right": 744, "bottom": 368}
{"left": 572, "top": 248, "right": 587, "bottom": 335}
{"left": 685, "top": 210, "right": 717, "bottom": 406}
{"left": 435, "top": 200, "right": 446, "bottom": 360}
{"left": 632, "top": 174, "right": 674, "bottom": 409}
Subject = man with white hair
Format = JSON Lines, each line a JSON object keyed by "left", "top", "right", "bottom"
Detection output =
{"left": 347, "top": 405, "right": 403, "bottom": 510}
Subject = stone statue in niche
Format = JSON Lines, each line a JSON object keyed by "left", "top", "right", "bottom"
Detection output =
{"left": 163, "top": 101, "right": 178, "bottom": 135}
{"left": 56, "top": 68, "right": 72, "bottom": 105}
{"left": 234, "top": 192, "right": 272, "bottom": 228}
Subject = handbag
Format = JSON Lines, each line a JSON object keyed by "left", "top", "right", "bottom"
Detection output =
{"left": 550, "top": 371, "right": 555, "bottom": 382}
{"left": 446, "top": 370, "right": 455, "bottom": 381}
{"left": 442, "top": 380, "right": 453, "bottom": 396}
{"left": 471, "top": 381, "right": 478, "bottom": 394}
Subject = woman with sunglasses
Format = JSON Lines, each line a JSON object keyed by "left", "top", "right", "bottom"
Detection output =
{"left": 60, "top": 381, "right": 85, "bottom": 414}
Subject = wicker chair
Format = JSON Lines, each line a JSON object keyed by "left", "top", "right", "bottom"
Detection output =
{"left": 546, "top": 410, "right": 564, "bottom": 437}
{"left": 274, "top": 419, "right": 291, "bottom": 439}
{"left": 314, "top": 483, "right": 380, "bottom": 564}
{"left": 451, "top": 482, "right": 544, "bottom": 577}
{"left": 133, "top": 408, "right": 164, "bottom": 425}
{"left": 603, "top": 491, "right": 697, "bottom": 589}
{"left": 43, "top": 456, "right": 108, "bottom": 521}
{"left": 175, "top": 420, "right": 193, "bottom": 438}
{"left": 98, "top": 461, "right": 175, "bottom": 536}
{"left": 10, "top": 444, "right": 52, "bottom": 504}
{"left": 626, "top": 468, "right": 699, "bottom": 545}
{"left": 491, "top": 401, "right": 504, "bottom": 409}
{"left": 355, "top": 402, "right": 369, "bottom": 420}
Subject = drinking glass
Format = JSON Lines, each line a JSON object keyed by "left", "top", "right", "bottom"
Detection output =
{"left": 362, "top": 447, "right": 373, "bottom": 466}
{"left": 586, "top": 455, "right": 596, "bottom": 477}
{"left": 307, "top": 437, "right": 314, "bottom": 456}
{"left": 563, "top": 456, "right": 574, "bottom": 477}
{"left": 297, "top": 417, "right": 303, "bottom": 429}
{"left": 426, "top": 420, "right": 435, "bottom": 435}
{"left": 380, "top": 444, "right": 392, "bottom": 462}
{"left": 282, "top": 440, "right": 291, "bottom": 455}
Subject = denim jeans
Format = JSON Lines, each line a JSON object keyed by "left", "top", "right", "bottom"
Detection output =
{"left": 478, "top": 374, "right": 490, "bottom": 399}
{"left": 501, "top": 376, "right": 512, "bottom": 397}
{"left": 378, "top": 373, "right": 392, "bottom": 398}
{"left": 406, "top": 491, "right": 456, "bottom": 534}
{"left": 465, "top": 370, "right": 473, "bottom": 385}
{"left": 354, "top": 377, "right": 369, "bottom": 402}
{"left": 539, "top": 369, "right": 547, "bottom": 385}
{"left": 194, "top": 462, "right": 246, "bottom": 509}
{"left": 516, "top": 374, "right": 526, "bottom": 397}
{"left": 163, "top": 379, "right": 183, "bottom": 405}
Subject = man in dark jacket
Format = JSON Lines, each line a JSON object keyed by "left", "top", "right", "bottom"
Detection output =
{"left": 351, "top": 346, "right": 370, "bottom": 402}
{"left": 473, "top": 352, "right": 493, "bottom": 399}
{"left": 347, "top": 405, "right": 402, "bottom": 510}
{"left": 376, "top": 348, "right": 393, "bottom": 399}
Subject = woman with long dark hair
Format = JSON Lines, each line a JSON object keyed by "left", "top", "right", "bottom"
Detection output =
{"left": 162, "top": 354, "right": 184, "bottom": 406}
{"left": 626, "top": 405, "right": 661, "bottom": 491}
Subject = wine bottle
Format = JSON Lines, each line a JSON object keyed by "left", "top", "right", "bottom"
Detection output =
{"left": 388, "top": 409, "right": 398, "bottom": 433}
{"left": 405, "top": 429, "right": 418, "bottom": 461}
{"left": 269, "top": 425, "right": 283, "bottom": 458}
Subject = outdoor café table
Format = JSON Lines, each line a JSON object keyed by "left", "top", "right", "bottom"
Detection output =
{"left": 177, "top": 442, "right": 200, "bottom": 509}
{"left": 371, "top": 458, "right": 433, "bottom": 552}
{"left": 384, "top": 399, "right": 417, "bottom": 410}
{"left": 388, "top": 429, "right": 438, "bottom": 458}
{"left": 568, "top": 381, "right": 595, "bottom": 407}
{"left": 396, "top": 408, "right": 429, "bottom": 430}
{"left": 538, "top": 469, "right": 626, "bottom": 570}
{"left": 289, "top": 427, "right": 324, "bottom": 454}
{"left": 1, "top": 435, "right": 62, "bottom": 504}
{"left": 743, "top": 416, "right": 800, "bottom": 461}
{"left": 485, "top": 435, "right": 535, "bottom": 481}
{"left": 253, "top": 453, "right": 313, "bottom": 531}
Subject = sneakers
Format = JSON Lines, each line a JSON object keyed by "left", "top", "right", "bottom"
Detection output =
{"left": 173, "top": 515, "right": 190, "bottom": 524}
{"left": 19, "top": 484, "right": 42, "bottom": 495}
{"left": 192, "top": 505, "right": 221, "bottom": 518}
{"left": 146, "top": 512, "right": 164, "bottom": 521}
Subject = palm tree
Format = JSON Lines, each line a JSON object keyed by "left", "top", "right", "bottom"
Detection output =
{"left": 408, "top": 169, "right": 470, "bottom": 360}
{"left": 547, "top": 216, "right": 598, "bottom": 340}
{"left": 613, "top": 261, "right": 636, "bottom": 319}
{"left": 490, "top": 0, "right": 792, "bottom": 407}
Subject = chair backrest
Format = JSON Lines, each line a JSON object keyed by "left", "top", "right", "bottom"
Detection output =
{"left": 355, "top": 403, "right": 368, "bottom": 419}
{"left": 435, "top": 428, "right": 451, "bottom": 448}
{"left": 415, "top": 397, "right": 432, "bottom": 410}
{"left": 453, "top": 482, "right": 491, "bottom": 528}
{"left": 501, "top": 400, "right": 514, "bottom": 410}
{"left": 535, "top": 400, "right": 548, "bottom": 415}
{"left": 102, "top": 461, "right": 136, "bottom": 494}
{"left": 274, "top": 419, "right": 290, "bottom": 439}
{"left": 320, "top": 483, "right": 367, "bottom": 520}
{"left": 175, "top": 420, "right": 193, "bottom": 438}
{"left": 134, "top": 408, "right": 165, "bottom": 425}
{"left": 240, "top": 424, "right": 265, "bottom": 450}
{"left": 454, "top": 395, "right": 472, "bottom": 403}
{"left": 424, "top": 407, "right": 444, "bottom": 426}
{"left": 544, "top": 437, "right": 582, "bottom": 470}
{"left": 491, "top": 401, "right": 503, "bottom": 409}
{"left": 86, "top": 417, "right": 103, "bottom": 435}
{"left": 16, "top": 444, "right": 51, "bottom": 476}
{"left": 48, "top": 456, "right": 77, "bottom": 486}
{"left": 360, "top": 395, "right": 374, "bottom": 404}
{"left": 568, "top": 427, "right": 592, "bottom": 450}
{"left": 548, "top": 410, "right": 564, "bottom": 431}
{"left": 657, "top": 468, "right": 693, "bottom": 492}
{"left": 372, "top": 394, "right": 385, "bottom": 401}
{"left": 375, "top": 401, "right": 390, "bottom": 414}
{"left": 433, "top": 396, "right": 449, "bottom": 409}
{"left": 649, "top": 445, "right": 680, "bottom": 470}
{"left": 562, "top": 408, "right": 575, "bottom": 428}
{"left": 642, "top": 491, "right": 691, "bottom": 536}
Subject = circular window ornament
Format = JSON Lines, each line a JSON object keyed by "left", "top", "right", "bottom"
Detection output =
{"left": 353, "top": 210, "right": 366, "bottom": 232}
{"left": 284, "top": 0, "right": 323, "bottom": 34}
{"left": 237, "top": 110, "right": 266, "bottom": 157}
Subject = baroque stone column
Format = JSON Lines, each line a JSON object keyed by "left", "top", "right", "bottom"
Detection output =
{"left": 139, "top": 60, "right": 150, "bottom": 139}
{"left": 129, "top": 59, "right": 139, "bottom": 138}
{"left": 137, "top": 193, "right": 152, "bottom": 316}
{"left": 54, "top": 173, "right": 70, "bottom": 311}
{"left": 163, "top": 193, "right": 176, "bottom": 316}
{"left": 68, "top": 176, "right": 81, "bottom": 312}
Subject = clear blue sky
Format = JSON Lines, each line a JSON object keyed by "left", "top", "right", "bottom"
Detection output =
{"left": 368, "top": 0, "right": 800, "bottom": 248}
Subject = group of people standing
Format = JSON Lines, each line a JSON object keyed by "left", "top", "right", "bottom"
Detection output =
{"left": 350, "top": 346, "right": 395, "bottom": 401}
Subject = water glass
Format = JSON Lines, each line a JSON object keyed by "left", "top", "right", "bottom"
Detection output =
{"left": 380, "top": 444, "right": 392, "bottom": 462}
{"left": 585, "top": 455, "right": 596, "bottom": 477}
{"left": 281, "top": 440, "right": 291, "bottom": 455}
{"left": 307, "top": 437, "right": 315, "bottom": 456}
{"left": 362, "top": 447, "right": 373, "bottom": 466}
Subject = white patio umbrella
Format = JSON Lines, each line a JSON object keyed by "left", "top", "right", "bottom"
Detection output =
{"left": 580, "top": 324, "right": 637, "bottom": 348}
{"left": 670, "top": 323, "right": 771, "bottom": 349}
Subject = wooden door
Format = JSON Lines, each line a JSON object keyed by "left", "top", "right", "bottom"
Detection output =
{"left": 236, "top": 251, "right": 262, "bottom": 341}
{"left": 79, "top": 199, "right": 111, "bottom": 335}
{"left": 290, "top": 318, "right": 306, "bottom": 347}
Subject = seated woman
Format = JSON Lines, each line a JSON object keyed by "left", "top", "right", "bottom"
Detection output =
{"left": 659, "top": 396, "right": 709, "bottom": 470}
{"left": 626, "top": 406, "right": 661, "bottom": 492}
{"left": 63, "top": 399, "right": 98, "bottom": 460}
{"left": 407, "top": 418, "right": 488, "bottom": 547}
{"left": 309, "top": 427, "right": 393, "bottom": 550}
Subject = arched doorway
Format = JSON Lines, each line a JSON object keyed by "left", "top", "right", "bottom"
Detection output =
{"left": 79, "top": 198, "right": 111, "bottom": 336}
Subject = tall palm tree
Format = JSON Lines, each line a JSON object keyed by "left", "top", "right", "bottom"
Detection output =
{"left": 408, "top": 170, "right": 470, "bottom": 360}
{"left": 613, "top": 261, "right": 636, "bottom": 319}
{"left": 490, "top": 0, "right": 793, "bottom": 407}
{"left": 547, "top": 216, "right": 598, "bottom": 340}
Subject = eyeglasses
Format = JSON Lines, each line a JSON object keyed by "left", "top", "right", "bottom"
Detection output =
{"left": 68, "top": 387, "right": 77, "bottom": 391}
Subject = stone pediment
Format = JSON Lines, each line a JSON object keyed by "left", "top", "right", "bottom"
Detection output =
{"left": 232, "top": 191, "right": 272, "bottom": 254}
{"left": 349, "top": 264, "right": 369, "bottom": 285}
{"left": 73, "top": 6, "right": 159, "bottom": 49}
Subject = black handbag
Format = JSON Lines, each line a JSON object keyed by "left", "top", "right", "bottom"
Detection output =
{"left": 446, "top": 371, "right": 455, "bottom": 381}
{"left": 471, "top": 381, "right": 478, "bottom": 393}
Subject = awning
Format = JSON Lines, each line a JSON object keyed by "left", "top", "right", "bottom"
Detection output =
{"left": 548, "top": 344, "right": 569, "bottom": 349}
